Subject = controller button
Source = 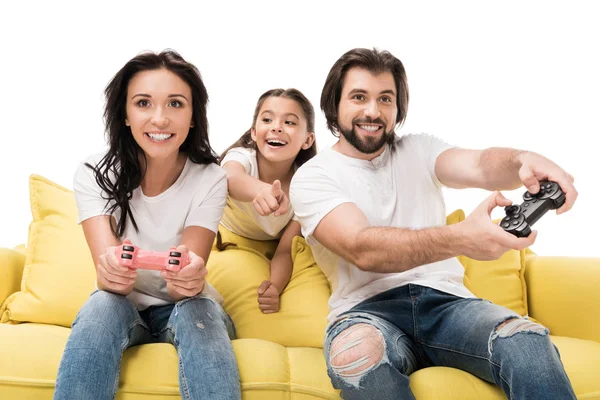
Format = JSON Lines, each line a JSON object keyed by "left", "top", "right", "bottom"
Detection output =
{"left": 505, "top": 205, "right": 520, "bottom": 214}
{"left": 121, "top": 253, "right": 133, "bottom": 260}
{"left": 532, "top": 198, "right": 537, "bottom": 203}
{"left": 524, "top": 203, "right": 530, "bottom": 207}
{"left": 169, "top": 251, "right": 182, "bottom": 257}
{"left": 503, "top": 222, "right": 510, "bottom": 228}
{"left": 123, "top": 245, "right": 135, "bottom": 252}
{"left": 512, "top": 220, "right": 520, "bottom": 225}
{"left": 168, "top": 259, "right": 180, "bottom": 265}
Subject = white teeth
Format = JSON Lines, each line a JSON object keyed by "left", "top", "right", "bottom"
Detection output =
{"left": 358, "top": 125, "right": 380, "bottom": 132}
{"left": 147, "top": 133, "right": 173, "bottom": 141}
{"left": 267, "top": 140, "right": 287, "bottom": 145}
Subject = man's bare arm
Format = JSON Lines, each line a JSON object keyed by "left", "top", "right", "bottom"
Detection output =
{"left": 435, "top": 147, "right": 577, "bottom": 214}
{"left": 313, "top": 193, "right": 536, "bottom": 273}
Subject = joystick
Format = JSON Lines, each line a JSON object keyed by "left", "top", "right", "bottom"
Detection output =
{"left": 116, "top": 244, "right": 190, "bottom": 271}
{"left": 500, "top": 181, "right": 565, "bottom": 237}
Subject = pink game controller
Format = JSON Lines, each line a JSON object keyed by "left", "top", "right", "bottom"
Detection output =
{"left": 116, "top": 244, "right": 190, "bottom": 272}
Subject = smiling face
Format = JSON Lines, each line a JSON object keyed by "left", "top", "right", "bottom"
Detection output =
{"left": 336, "top": 67, "right": 398, "bottom": 158}
{"left": 251, "top": 96, "right": 315, "bottom": 164}
{"left": 125, "top": 68, "right": 194, "bottom": 161}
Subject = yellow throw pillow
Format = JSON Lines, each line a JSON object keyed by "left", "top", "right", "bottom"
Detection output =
{"left": 446, "top": 209, "right": 528, "bottom": 316}
{"left": 0, "top": 175, "right": 96, "bottom": 326}
{"left": 206, "top": 236, "right": 330, "bottom": 348}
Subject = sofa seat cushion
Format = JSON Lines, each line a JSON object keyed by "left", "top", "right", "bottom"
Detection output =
{"left": 3, "top": 325, "right": 598, "bottom": 400}
{"left": 207, "top": 236, "right": 331, "bottom": 348}
{"left": 550, "top": 336, "right": 600, "bottom": 399}
{"left": 0, "top": 323, "right": 339, "bottom": 400}
{"left": 407, "top": 335, "right": 600, "bottom": 400}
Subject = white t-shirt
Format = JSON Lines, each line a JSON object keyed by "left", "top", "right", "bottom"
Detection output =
{"left": 220, "top": 147, "right": 295, "bottom": 240}
{"left": 73, "top": 152, "right": 227, "bottom": 310}
{"left": 290, "top": 133, "right": 475, "bottom": 322}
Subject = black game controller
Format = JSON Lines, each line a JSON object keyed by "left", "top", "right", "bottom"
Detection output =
{"left": 500, "top": 181, "right": 565, "bottom": 237}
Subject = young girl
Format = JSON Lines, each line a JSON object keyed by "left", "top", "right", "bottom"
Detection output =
{"left": 219, "top": 89, "right": 316, "bottom": 314}
{"left": 53, "top": 50, "right": 240, "bottom": 399}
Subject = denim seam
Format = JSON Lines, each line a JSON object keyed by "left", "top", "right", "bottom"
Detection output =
{"left": 421, "top": 342, "right": 492, "bottom": 363}
{"left": 178, "top": 350, "right": 191, "bottom": 400}
{"left": 112, "top": 321, "right": 146, "bottom": 399}
{"left": 497, "top": 362, "right": 514, "bottom": 400}
{"left": 410, "top": 286, "right": 420, "bottom": 343}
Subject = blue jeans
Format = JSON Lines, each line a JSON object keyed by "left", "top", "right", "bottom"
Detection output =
{"left": 53, "top": 290, "right": 240, "bottom": 400}
{"left": 324, "top": 284, "right": 575, "bottom": 400}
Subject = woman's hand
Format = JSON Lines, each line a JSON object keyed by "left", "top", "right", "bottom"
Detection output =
{"left": 96, "top": 239, "right": 137, "bottom": 295}
{"left": 161, "top": 245, "right": 207, "bottom": 301}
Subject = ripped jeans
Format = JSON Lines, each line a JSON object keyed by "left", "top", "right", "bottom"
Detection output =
{"left": 54, "top": 290, "right": 240, "bottom": 400}
{"left": 324, "top": 284, "right": 575, "bottom": 400}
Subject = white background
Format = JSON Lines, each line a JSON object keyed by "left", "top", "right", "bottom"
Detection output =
{"left": 1, "top": 1, "right": 598, "bottom": 257}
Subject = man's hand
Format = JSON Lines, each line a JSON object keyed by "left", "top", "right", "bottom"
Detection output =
{"left": 518, "top": 152, "right": 577, "bottom": 214}
{"left": 252, "top": 180, "right": 290, "bottom": 217}
{"left": 161, "top": 245, "right": 207, "bottom": 300}
{"left": 97, "top": 239, "right": 137, "bottom": 295}
{"left": 257, "top": 280, "right": 281, "bottom": 313}
{"left": 457, "top": 191, "right": 538, "bottom": 260}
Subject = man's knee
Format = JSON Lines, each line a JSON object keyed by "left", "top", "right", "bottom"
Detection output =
{"left": 329, "top": 323, "right": 386, "bottom": 386}
{"left": 489, "top": 317, "right": 549, "bottom": 353}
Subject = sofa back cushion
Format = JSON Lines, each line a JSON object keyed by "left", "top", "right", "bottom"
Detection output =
{"left": 1, "top": 175, "right": 332, "bottom": 341}
{"left": 0, "top": 175, "right": 96, "bottom": 326}
{"left": 1, "top": 174, "right": 528, "bottom": 333}
{"left": 206, "top": 230, "right": 330, "bottom": 348}
{"left": 446, "top": 209, "right": 528, "bottom": 316}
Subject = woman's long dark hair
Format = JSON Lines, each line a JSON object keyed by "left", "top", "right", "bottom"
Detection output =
{"left": 87, "top": 50, "right": 218, "bottom": 237}
{"left": 220, "top": 88, "right": 317, "bottom": 169}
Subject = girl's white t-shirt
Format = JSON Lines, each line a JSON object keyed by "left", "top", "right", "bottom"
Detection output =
{"left": 220, "top": 147, "right": 294, "bottom": 240}
{"left": 73, "top": 152, "right": 227, "bottom": 310}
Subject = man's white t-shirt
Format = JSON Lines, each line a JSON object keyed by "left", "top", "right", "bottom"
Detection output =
{"left": 220, "top": 147, "right": 295, "bottom": 240}
{"left": 73, "top": 152, "right": 227, "bottom": 310}
{"left": 290, "top": 133, "right": 475, "bottom": 322}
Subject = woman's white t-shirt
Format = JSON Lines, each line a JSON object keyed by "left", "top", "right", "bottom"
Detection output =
{"left": 73, "top": 152, "right": 227, "bottom": 310}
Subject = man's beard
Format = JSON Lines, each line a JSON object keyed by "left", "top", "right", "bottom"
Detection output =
{"left": 338, "top": 118, "right": 394, "bottom": 155}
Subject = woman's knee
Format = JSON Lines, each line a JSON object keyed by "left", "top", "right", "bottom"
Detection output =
{"left": 170, "top": 296, "right": 232, "bottom": 336}
{"left": 74, "top": 290, "right": 137, "bottom": 328}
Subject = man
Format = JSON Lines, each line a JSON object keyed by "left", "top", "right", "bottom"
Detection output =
{"left": 289, "top": 48, "right": 577, "bottom": 400}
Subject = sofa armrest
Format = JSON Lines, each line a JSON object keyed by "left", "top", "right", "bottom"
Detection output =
{"left": 0, "top": 247, "right": 26, "bottom": 306}
{"left": 524, "top": 254, "right": 600, "bottom": 343}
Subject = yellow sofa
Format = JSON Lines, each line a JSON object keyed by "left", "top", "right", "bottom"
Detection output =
{"left": 1, "top": 174, "right": 599, "bottom": 399}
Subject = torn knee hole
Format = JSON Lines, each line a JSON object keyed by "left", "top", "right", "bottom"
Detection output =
{"left": 493, "top": 317, "right": 548, "bottom": 338}
{"left": 330, "top": 323, "right": 385, "bottom": 379}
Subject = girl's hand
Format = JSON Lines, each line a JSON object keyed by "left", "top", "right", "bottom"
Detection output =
{"left": 253, "top": 180, "right": 290, "bottom": 217}
{"left": 257, "top": 280, "right": 281, "bottom": 313}
{"left": 161, "top": 245, "right": 207, "bottom": 300}
{"left": 96, "top": 239, "right": 137, "bottom": 295}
